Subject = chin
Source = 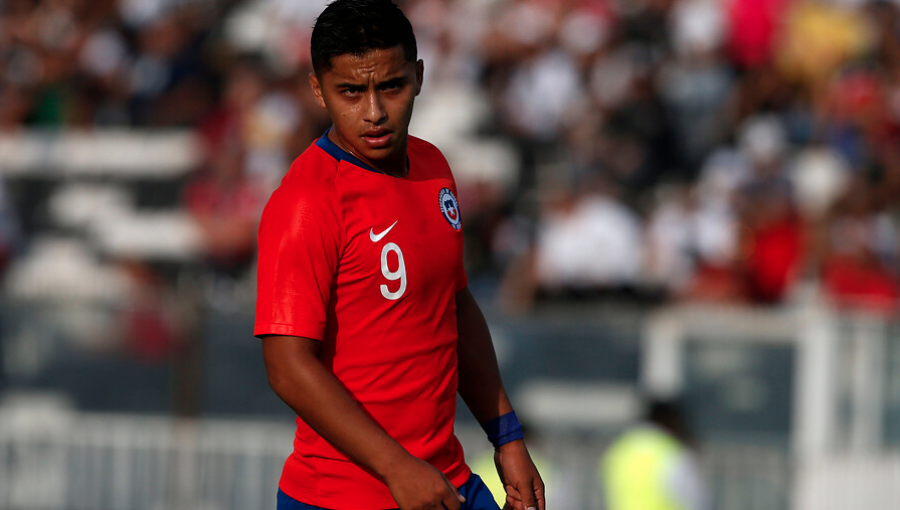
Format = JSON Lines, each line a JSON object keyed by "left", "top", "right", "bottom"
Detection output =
{"left": 359, "top": 143, "right": 399, "bottom": 158}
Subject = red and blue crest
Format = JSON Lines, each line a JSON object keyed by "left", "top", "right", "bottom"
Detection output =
{"left": 438, "top": 188, "right": 462, "bottom": 230}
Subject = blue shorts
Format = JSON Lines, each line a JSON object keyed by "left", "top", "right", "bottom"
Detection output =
{"left": 276, "top": 473, "right": 500, "bottom": 510}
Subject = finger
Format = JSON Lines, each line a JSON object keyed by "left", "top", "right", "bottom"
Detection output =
{"left": 519, "top": 478, "right": 538, "bottom": 510}
{"left": 449, "top": 479, "right": 466, "bottom": 505}
{"left": 504, "top": 484, "right": 521, "bottom": 500}
{"left": 534, "top": 480, "right": 546, "bottom": 510}
{"left": 442, "top": 494, "right": 462, "bottom": 510}
{"left": 438, "top": 477, "right": 463, "bottom": 510}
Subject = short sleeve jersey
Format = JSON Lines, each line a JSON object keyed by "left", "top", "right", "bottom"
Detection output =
{"left": 255, "top": 133, "right": 471, "bottom": 509}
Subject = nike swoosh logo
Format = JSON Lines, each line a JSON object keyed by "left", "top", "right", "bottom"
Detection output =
{"left": 369, "top": 221, "right": 398, "bottom": 242}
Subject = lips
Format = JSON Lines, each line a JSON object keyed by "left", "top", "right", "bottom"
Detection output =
{"left": 361, "top": 129, "right": 393, "bottom": 149}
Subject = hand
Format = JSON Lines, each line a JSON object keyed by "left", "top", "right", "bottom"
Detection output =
{"left": 494, "top": 440, "right": 545, "bottom": 510}
{"left": 384, "top": 455, "right": 466, "bottom": 510}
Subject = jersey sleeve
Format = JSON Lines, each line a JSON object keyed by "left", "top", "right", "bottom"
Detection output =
{"left": 448, "top": 169, "right": 468, "bottom": 294}
{"left": 254, "top": 174, "right": 343, "bottom": 340}
{"left": 455, "top": 218, "right": 469, "bottom": 294}
{"left": 415, "top": 137, "right": 470, "bottom": 295}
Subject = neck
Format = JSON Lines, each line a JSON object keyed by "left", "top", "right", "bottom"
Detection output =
{"left": 328, "top": 129, "right": 408, "bottom": 177}
{"left": 369, "top": 152, "right": 408, "bottom": 177}
{"left": 376, "top": 162, "right": 408, "bottom": 178}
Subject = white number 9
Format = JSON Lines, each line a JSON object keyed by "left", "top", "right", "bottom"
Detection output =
{"left": 380, "top": 242, "right": 407, "bottom": 300}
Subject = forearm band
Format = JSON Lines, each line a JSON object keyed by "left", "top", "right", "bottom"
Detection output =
{"left": 480, "top": 411, "right": 524, "bottom": 448}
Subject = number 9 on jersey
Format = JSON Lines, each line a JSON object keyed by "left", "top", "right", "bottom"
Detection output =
{"left": 380, "top": 242, "right": 407, "bottom": 300}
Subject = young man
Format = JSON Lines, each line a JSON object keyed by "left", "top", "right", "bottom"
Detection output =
{"left": 254, "top": 1, "right": 544, "bottom": 510}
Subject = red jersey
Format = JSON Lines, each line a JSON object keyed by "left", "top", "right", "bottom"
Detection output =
{"left": 255, "top": 133, "right": 471, "bottom": 509}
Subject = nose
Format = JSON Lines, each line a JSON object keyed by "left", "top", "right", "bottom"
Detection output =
{"left": 363, "top": 92, "right": 387, "bottom": 124}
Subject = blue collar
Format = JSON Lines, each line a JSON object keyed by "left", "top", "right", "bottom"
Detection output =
{"left": 315, "top": 129, "right": 409, "bottom": 175}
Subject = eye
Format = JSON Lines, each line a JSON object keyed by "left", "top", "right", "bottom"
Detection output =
{"left": 380, "top": 79, "right": 406, "bottom": 92}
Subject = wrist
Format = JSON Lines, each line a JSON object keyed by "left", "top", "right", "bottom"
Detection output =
{"left": 374, "top": 444, "right": 419, "bottom": 482}
{"left": 480, "top": 410, "right": 524, "bottom": 449}
{"left": 495, "top": 437, "right": 527, "bottom": 453}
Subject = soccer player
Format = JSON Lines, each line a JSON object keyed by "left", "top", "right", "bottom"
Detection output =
{"left": 254, "top": 1, "right": 544, "bottom": 510}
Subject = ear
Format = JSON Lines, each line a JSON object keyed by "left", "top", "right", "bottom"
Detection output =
{"left": 308, "top": 72, "right": 327, "bottom": 110}
{"left": 415, "top": 59, "right": 424, "bottom": 96}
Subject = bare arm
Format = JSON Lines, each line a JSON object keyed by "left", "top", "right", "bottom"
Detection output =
{"left": 455, "top": 287, "right": 513, "bottom": 421}
{"left": 455, "top": 288, "right": 545, "bottom": 510}
{"left": 262, "top": 335, "right": 464, "bottom": 510}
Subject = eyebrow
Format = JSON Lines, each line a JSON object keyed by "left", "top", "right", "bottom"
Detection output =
{"left": 334, "top": 75, "right": 408, "bottom": 90}
{"left": 335, "top": 82, "right": 365, "bottom": 90}
{"left": 379, "top": 77, "right": 407, "bottom": 88}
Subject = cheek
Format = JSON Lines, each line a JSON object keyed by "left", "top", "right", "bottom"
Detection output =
{"left": 390, "top": 97, "right": 416, "bottom": 121}
{"left": 331, "top": 104, "right": 361, "bottom": 122}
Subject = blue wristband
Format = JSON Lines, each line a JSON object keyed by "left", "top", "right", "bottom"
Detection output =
{"left": 480, "top": 411, "right": 524, "bottom": 448}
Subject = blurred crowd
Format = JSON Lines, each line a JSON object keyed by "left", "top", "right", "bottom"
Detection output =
{"left": 0, "top": 0, "right": 899, "bottom": 317}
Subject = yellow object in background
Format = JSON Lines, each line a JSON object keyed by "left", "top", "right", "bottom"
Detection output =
{"left": 600, "top": 426, "right": 684, "bottom": 510}
{"left": 776, "top": 1, "right": 870, "bottom": 86}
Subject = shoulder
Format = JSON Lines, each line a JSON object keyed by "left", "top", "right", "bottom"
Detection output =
{"left": 408, "top": 135, "right": 451, "bottom": 168}
{"left": 273, "top": 141, "right": 341, "bottom": 203}
{"left": 408, "top": 136, "right": 458, "bottom": 185}
{"left": 281, "top": 141, "right": 340, "bottom": 194}
{"left": 261, "top": 141, "right": 342, "bottom": 232}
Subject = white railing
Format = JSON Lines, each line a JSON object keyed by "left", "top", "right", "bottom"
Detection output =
{"left": 702, "top": 444, "right": 792, "bottom": 510}
{"left": 643, "top": 301, "right": 900, "bottom": 510}
{"left": 0, "top": 406, "right": 292, "bottom": 510}
{"left": 0, "top": 404, "right": 797, "bottom": 510}
{"left": 3, "top": 300, "right": 900, "bottom": 510}
{"left": 793, "top": 455, "right": 900, "bottom": 510}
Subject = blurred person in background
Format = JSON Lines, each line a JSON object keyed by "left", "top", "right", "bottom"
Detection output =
{"left": 644, "top": 180, "right": 739, "bottom": 301}
{"left": 183, "top": 134, "right": 264, "bottom": 285}
{"left": 5, "top": 0, "right": 898, "bottom": 317}
{"left": 601, "top": 399, "right": 709, "bottom": 510}
{"left": 0, "top": 0, "right": 219, "bottom": 127}
{"left": 499, "top": 177, "right": 645, "bottom": 310}
{"left": 733, "top": 115, "right": 804, "bottom": 304}
{"left": 1, "top": 0, "right": 900, "bottom": 421}
{"left": 0, "top": 177, "right": 20, "bottom": 277}
{"left": 533, "top": 178, "right": 644, "bottom": 299}
{"left": 820, "top": 172, "right": 900, "bottom": 312}
{"left": 659, "top": 0, "right": 732, "bottom": 175}
{"left": 198, "top": 59, "right": 308, "bottom": 196}
{"left": 0, "top": 177, "right": 18, "bottom": 390}
{"left": 2, "top": 0, "right": 900, "bottom": 505}
{"left": 118, "top": 258, "right": 179, "bottom": 362}
{"left": 254, "top": 1, "right": 543, "bottom": 510}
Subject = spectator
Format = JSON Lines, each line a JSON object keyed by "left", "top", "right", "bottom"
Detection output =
{"left": 530, "top": 180, "right": 644, "bottom": 300}
{"left": 821, "top": 174, "right": 900, "bottom": 312}
{"left": 601, "top": 399, "right": 709, "bottom": 510}
{"left": 0, "top": 0, "right": 897, "bottom": 313}
{"left": 734, "top": 116, "right": 804, "bottom": 304}
{"left": 183, "top": 137, "right": 264, "bottom": 281}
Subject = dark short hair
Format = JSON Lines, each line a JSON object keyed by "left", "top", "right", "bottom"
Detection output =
{"left": 311, "top": 0, "right": 417, "bottom": 75}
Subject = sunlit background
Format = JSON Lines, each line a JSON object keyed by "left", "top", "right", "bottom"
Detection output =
{"left": 1, "top": 0, "right": 899, "bottom": 508}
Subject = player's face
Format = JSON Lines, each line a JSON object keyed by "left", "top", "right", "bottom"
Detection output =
{"left": 310, "top": 46, "right": 424, "bottom": 177}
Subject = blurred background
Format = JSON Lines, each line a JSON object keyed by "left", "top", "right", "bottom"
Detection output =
{"left": 0, "top": 0, "right": 899, "bottom": 508}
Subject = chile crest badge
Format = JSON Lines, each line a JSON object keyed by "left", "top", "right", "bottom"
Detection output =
{"left": 438, "top": 188, "right": 462, "bottom": 230}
